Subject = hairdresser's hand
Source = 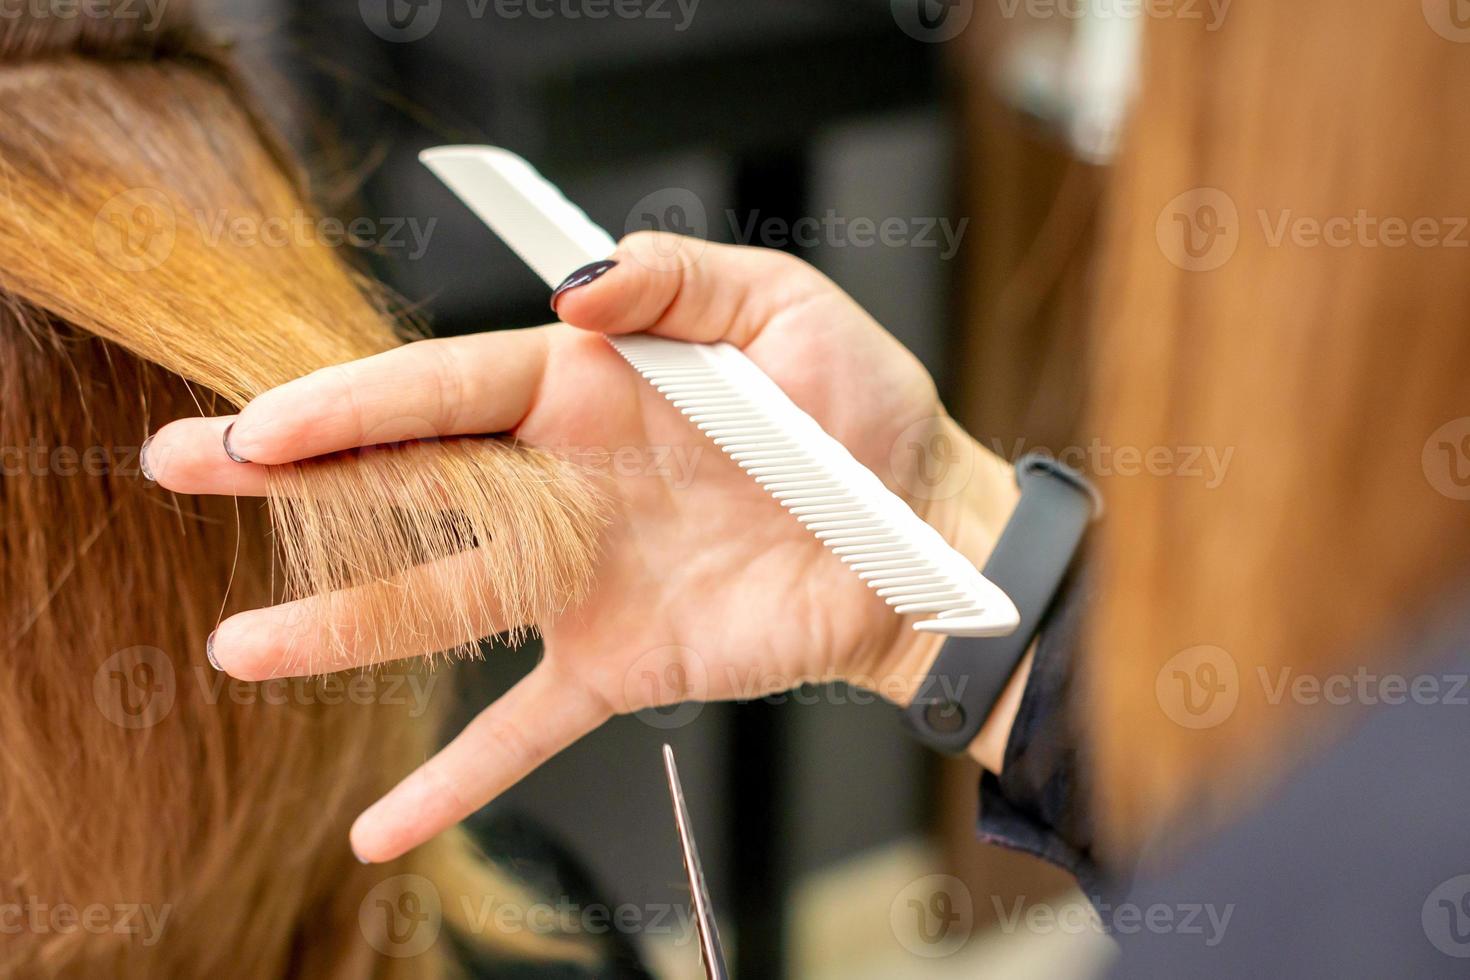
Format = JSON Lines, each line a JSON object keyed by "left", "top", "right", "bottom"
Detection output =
{"left": 146, "top": 233, "right": 1019, "bottom": 862}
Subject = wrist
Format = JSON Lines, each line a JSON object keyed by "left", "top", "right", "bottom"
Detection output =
{"left": 928, "top": 417, "right": 1021, "bottom": 572}
{"left": 884, "top": 418, "right": 1019, "bottom": 711}
{"left": 965, "top": 646, "right": 1034, "bottom": 772}
{"left": 880, "top": 441, "right": 1095, "bottom": 773}
{"left": 899, "top": 447, "right": 1096, "bottom": 772}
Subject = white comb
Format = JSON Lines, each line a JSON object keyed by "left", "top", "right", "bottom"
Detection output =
{"left": 420, "top": 145, "right": 1018, "bottom": 637}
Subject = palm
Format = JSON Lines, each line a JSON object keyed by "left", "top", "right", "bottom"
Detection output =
{"left": 520, "top": 290, "right": 940, "bottom": 714}
{"left": 156, "top": 234, "right": 977, "bottom": 861}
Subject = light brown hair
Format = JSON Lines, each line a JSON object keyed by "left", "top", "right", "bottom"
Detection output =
{"left": 0, "top": 2, "right": 603, "bottom": 974}
{"left": 1087, "top": 0, "right": 1470, "bottom": 854}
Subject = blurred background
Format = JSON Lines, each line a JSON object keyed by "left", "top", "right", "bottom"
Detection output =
{"left": 219, "top": 0, "right": 1135, "bottom": 975}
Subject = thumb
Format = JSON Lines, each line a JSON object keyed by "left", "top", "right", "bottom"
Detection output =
{"left": 550, "top": 230, "right": 831, "bottom": 349}
{"left": 349, "top": 662, "right": 610, "bottom": 863}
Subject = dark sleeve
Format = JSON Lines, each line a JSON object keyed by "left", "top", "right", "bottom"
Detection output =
{"left": 975, "top": 565, "right": 1109, "bottom": 898}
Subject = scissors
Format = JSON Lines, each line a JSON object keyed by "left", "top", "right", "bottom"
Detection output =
{"left": 662, "top": 744, "right": 730, "bottom": 980}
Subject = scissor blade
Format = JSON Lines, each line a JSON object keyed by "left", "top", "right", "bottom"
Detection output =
{"left": 662, "top": 744, "right": 729, "bottom": 980}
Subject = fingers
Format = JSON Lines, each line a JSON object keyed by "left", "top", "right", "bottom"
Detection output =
{"left": 551, "top": 231, "right": 833, "bottom": 347}
{"left": 219, "top": 329, "right": 553, "bottom": 466}
{"left": 153, "top": 235, "right": 833, "bottom": 476}
{"left": 349, "top": 661, "right": 611, "bottom": 863}
{"left": 145, "top": 415, "right": 272, "bottom": 495}
{"left": 209, "top": 549, "right": 515, "bottom": 680}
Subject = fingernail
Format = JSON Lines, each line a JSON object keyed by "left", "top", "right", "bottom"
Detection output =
{"left": 222, "top": 421, "right": 250, "bottom": 464}
{"left": 550, "top": 259, "right": 618, "bottom": 314}
{"left": 139, "top": 434, "right": 156, "bottom": 482}
{"left": 206, "top": 630, "right": 221, "bottom": 671}
{"left": 353, "top": 847, "right": 371, "bottom": 865}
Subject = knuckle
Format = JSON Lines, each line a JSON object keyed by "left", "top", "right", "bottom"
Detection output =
{"left": 621, "top": 228, "right": 669, "bottom": 252}
{"left": 417, "top": 756, "right": 473, "bottom": 819}
{"left": 753, "top": 244, "right": 814, "bottom": 280}
{"left": 627, "top": 229, "right": 699, "bottom": 271}
{"left": 558, "top": 666, "right": 616, "bottom": 722}
{"left": 483, "top": 713, "right": 543, "bottom": 772}
{"left": 423, "top": 339, "right": 470, "bottom": 435}
{"left": 321, "top": 364, "right": 368, "bottom": 444}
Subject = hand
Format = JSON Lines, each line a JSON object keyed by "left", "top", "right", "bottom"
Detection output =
{"left": 145, "top": 233, "right": 1018, "bottom": 862}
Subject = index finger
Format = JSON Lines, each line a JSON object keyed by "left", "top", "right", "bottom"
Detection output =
{"left": 349, "top": 661, "right": 610, "bottom": 863}
{"left": 214, "top": 327, "right": 553, "bottom": 466}
{"left": 551, "top": 231, "right": 836, "bottom": 347}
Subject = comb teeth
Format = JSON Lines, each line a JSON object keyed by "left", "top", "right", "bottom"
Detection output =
{"left": 418, "top": 144, "right": 1017, "bottom": 638}
{"left": 608, "top": 334, "right": 1018, "bottom": 637}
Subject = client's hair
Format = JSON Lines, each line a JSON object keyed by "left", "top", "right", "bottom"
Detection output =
{"left": 1087, "top": 0, "right": 1470, "bottom": 856}
{"left": 0, "top": 3, "right": 603, "bottom": 975}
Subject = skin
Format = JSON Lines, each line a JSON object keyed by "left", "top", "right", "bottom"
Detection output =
{"left": 146, "top": 232, "right": 1030, "bottom": 863}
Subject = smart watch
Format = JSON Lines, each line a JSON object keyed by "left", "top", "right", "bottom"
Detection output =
{"left": 902, "top": 452, "right": 1100, "bottom": 754}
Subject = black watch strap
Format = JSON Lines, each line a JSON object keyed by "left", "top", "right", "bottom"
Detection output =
{"left": 902, "top": 453, "right": 1099, "bottom": 754}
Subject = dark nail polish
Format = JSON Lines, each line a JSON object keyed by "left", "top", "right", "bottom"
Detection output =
{"left": 139, "top": 434, "right": 156, "bottom": 482}
{"left": 206, "top": 630, "right": 221, "bottom": 671}
{"left": 549, "top": 259, "right": 618, "bottom": 313}
{"left": 222, "top": 422, "right": 250, "bottom": 464}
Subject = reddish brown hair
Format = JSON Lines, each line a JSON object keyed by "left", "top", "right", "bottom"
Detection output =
{"left": 1087, "top": 0, "right": 1470, "bottom": 853}
{"left": 0, "top": 2, "right": 602, "bottom": 973}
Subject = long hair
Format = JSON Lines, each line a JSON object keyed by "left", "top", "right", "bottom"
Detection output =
{"left": 1086, "top": 0, "right": 1470, "bottom": 855}
{"left": 0, "top": 2, "right": 603, "bottom": 974}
